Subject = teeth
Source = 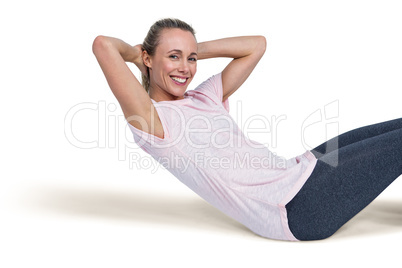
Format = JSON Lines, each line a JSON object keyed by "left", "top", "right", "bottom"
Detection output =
{"left": 171, "top": 77, "right": 186, "bottom": 83}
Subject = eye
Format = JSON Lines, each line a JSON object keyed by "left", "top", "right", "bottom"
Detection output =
{"left": 169, "top": 55, "right": 178, "bottom": 59}
{"left": 188, "top": 57, "right": 197, "bottom": 62}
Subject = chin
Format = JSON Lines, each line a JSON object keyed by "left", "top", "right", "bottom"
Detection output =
{"left": 171, "top": 82, "right": 191, "bottom": 94}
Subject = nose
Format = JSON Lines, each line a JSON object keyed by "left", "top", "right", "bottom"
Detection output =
{"left": 178, "top": 59, "right": 190, "bottom": 74}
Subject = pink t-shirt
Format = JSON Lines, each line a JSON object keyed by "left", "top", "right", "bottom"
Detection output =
{"left": 127, "top": 73, "right": 317, "bottom": 241}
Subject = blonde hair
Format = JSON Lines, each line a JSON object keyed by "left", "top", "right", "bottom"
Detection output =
{"left": 141, "top": 18, "right": 196, "bottom": 93}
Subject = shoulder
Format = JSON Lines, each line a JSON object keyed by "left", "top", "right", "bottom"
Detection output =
{"left": 194, "top": 73, "right": 222, "bottom": 90}
{"left": 193, "top": 73, "right": 223, "bottom": 99}
{"left": 191, "top": 73, "right": 229, "bottom": 112}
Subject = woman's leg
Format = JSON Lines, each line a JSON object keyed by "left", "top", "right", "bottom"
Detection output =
{"left": 312, "top": 117, "right": 402, "bottom": 158}
{"left": 286, "top": 127, "right": 402, "bottom": 241}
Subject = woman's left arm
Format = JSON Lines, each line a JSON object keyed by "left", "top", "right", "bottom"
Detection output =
{"left": 197, "top": 36, "right": 266, "bottom": 101}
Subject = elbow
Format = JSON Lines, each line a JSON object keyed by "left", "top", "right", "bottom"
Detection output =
{"left": 256, "top": 35, "right": 267, "bottom": 55}
{"left": 92, "top": 35, "right": 110, "bottom": 55}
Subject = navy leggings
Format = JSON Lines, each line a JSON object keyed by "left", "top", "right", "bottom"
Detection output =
{"left": 286, "top": 117, "right": 402, "bottom": 241}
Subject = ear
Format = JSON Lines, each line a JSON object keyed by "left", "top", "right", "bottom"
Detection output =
{"left": 142, "top": 50, "right": 152, "bottom": 69}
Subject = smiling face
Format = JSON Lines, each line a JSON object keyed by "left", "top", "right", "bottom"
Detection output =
{"left": 144, "top": 28, "right": 198, "bottom": 101}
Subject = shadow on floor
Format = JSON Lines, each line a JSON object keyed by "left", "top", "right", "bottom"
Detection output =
{"left": 22, "top": 183, "right": 251, "bottom": 237}
{"left": 22, "top": 183, "right": 402, "bottom": 240}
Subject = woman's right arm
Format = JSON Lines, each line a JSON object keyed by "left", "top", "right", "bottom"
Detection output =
{"left": 92, "top": 36, "right": 164, "bottom": 139}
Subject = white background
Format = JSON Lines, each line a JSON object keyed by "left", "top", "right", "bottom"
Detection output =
{"left": 1, "top": 0, "right": 402, "bottom": 267}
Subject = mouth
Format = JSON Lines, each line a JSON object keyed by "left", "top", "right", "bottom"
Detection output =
{"left": 170, "top": 76, "right": 188, "bottom": 86}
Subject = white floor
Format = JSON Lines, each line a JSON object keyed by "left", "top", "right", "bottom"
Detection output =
{"left": 2, "top": 172, "right": 402, "bottom": 268}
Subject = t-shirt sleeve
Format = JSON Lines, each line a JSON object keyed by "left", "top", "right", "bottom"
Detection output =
{"left": 125, "top": 105, "right": 170, "bottom": 152}
{"left": 194, "top": 73, "right": 230, "bottom": 113}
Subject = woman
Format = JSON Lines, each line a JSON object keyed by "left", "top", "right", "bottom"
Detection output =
{"left": 92, "top": 18, "right": 402, "bottom": 241}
